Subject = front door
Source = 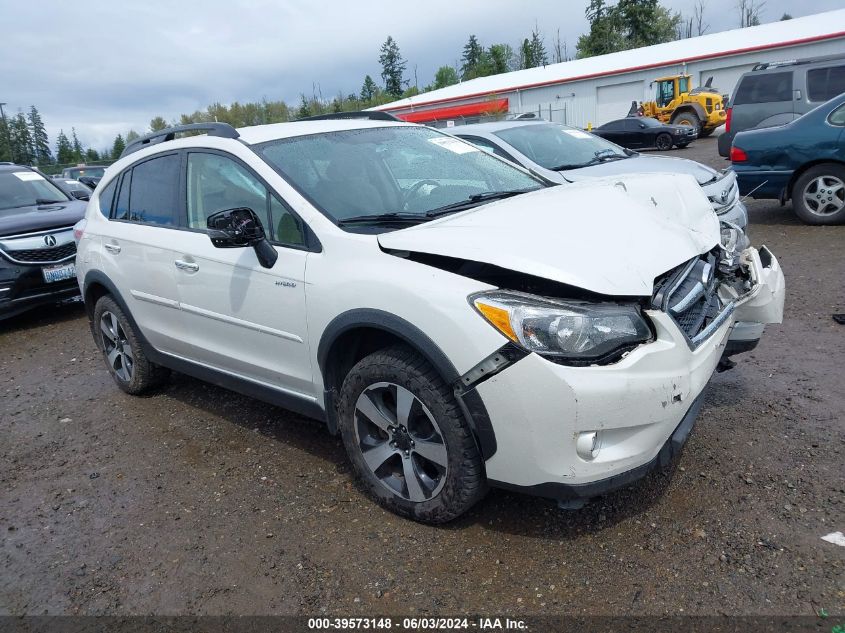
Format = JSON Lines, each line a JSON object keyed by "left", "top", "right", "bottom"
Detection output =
{"left": 172, "top": 151, "right": 314, "bottom": 396}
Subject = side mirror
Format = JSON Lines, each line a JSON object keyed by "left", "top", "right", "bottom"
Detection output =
{"left": 70, "top": 190, "right": 90, "bottom": 201}
{"left": 206, "top": 207, "right": 278, "bottom": 269}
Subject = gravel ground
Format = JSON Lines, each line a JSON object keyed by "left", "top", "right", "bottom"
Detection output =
{"left": 1, "top": 137, "right": 843, "bottom": 617}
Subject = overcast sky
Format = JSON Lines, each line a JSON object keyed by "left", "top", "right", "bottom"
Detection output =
{"left": 1, "top": 0, "right": 841, "bottom": 154}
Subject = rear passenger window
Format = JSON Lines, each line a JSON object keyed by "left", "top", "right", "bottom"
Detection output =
{"left": 807, "top": 66, "right": 845, "bottom": 102}
{"left": 97, "top": 179, "right": 117, "bottom": 218}
{"left": 127, "top": 154, "right": 181, "bottom": 226}
{"left": 733, "top": 72, "right": 793, "bottom": 105}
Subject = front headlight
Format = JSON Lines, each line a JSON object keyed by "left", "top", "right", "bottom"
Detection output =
{"left": 471, "top": 291, "right": 652, "bottom": 363}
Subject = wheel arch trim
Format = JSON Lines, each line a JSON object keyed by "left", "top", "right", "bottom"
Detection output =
{"left": 317, "top": 308, "right": 498, "bottom": 459}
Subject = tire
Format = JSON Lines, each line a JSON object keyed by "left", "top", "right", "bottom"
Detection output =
{"left": 337, "top": 345, "right": 486, "bottom": 524}
{"left": 698, "top": 128, "right": 714, "bottom": 138}
{"left": 93, "top": 295, "right": 170, "bottom": 395}
{"left": 671, "top": 111, "right": 701, "bottom": 134}
{"left": 655, "top": 133, "right": 673, "bottom": 151}
{"left": 791, "top": 164, "right": 845, "bottom": 225}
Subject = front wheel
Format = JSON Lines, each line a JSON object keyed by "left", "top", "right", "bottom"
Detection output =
{"left": 337, "top": 346, "right": 487, "bottom": 523}
{"left": 792, "top": 164, "right": 845, "bottom": 225}
{"left": 655, "top": 133, "right": 673, "bottom": 151}
{"left": 671, "top": 111, "right": 701, "bottom": 134}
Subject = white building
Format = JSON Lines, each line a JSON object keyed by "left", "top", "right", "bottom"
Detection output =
{"left": 374, "top": 9, "right": 845, "bottom": 128}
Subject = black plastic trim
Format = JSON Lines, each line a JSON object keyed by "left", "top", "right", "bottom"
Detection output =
{"left": 81, "top": 271, "right": 325, "bottom": 422}
{"left": 489, "top": 390, "right": 706, "bottom": 502}
{"left": 299, "top": 111, "right": 401, "bottom": 122}
{"left": 317, "top": 308, "right": 498, "bottom": 459}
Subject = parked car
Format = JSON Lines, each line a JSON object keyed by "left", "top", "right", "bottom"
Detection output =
{"left": 452, "top": 120, "right": 747, "bottom": 228}
{"left": 0, "top": 164, "right": 87, "bottom": 319}
{"left": 719, "top": 53, "right": 845, "bottom": 157}
{"left": 53, "top": 178, "right": 93, "bottom": 201}
{"left": 76, "top": 117, "right": 784, "bottom": 523}
{"left": 731, "top": 93, "right": 845, "bottom": 225}
{"left": 61, "top": 165, "right": 105, "bottom": 188}
{"left": 592, "top": 116, "right": 697, "bottom": 150}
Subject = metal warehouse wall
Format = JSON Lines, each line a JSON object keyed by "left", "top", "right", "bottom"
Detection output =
{"left": 420, "top": 37, "right": 845, "bottom": 130}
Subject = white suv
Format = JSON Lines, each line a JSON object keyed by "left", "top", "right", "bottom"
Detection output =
{"left": 75, "top": 115, "right": 785, "bottom": 523}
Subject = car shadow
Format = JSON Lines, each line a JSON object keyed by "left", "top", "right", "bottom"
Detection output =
{"left": 0, "top": 299, "right": 86, "bottom": 335}
{"left": 161, "top": 370, "right": 682, "bottom": 538}
{"left": 746, "top": 202, "right": 801, "bottom": 226}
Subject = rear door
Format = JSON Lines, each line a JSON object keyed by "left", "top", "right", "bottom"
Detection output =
{"left": 99, "top": 153, "right": 187, "bottom": 355}
{"left": 731, "top": 71, "right": 794, "bottom": 133}
{"left": 172, "top": 150, "right": 314, "bottom": 395}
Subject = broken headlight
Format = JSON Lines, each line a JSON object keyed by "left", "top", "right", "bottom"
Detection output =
{"left": 719, "top": 221, "right": 750, "bottom": 273}
{"left": 471, "top": 291, "right": 652, "bottom": 363}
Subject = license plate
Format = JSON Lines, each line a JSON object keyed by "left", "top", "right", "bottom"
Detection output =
{"left": 42, "top": 262, "right": 76, "bottom": 283}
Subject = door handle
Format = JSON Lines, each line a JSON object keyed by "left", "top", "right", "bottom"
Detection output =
{"left": 174, "top": 259, "right": 199, "bottom": 272}
{"left": 104, "top": 243, "right": 121, "bottom": 254}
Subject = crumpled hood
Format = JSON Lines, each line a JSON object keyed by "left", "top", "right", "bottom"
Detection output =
{"left": 0, "top": 199, "right": 87, "bottom": 237}
{"left": 564, "top": 154, "right": 718, "bottom": 185}
{"left": 379, "top": 173, "right": 720, "bottom": 297}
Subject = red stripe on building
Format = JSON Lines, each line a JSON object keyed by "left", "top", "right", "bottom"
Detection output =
{"left": 378, "top": 31, "right": 845, "bottom": 114}
{"left": 395, "top": 99, "right": 509, "bottom": 122}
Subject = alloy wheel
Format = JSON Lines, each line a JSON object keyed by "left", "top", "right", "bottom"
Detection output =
{"left": 353, "top": 382, "right": 448, "bottom": 503}
{"left": 802, "top": 175, "right": 845, "bottom": 217}
{"left": 655, "top": 134, "right": 672, "bottom": 151}
{"left": 99, "top": 311, "right": 134, "bottom": 382}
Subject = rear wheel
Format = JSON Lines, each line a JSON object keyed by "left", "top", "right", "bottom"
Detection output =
{"left": 337, "top": 345, "right": 486, "bottom": 523}
{"left": 655, "top": 133, "right": 673, "bottom": 151}
{"left": 792, "top": 164, "right": 845, "bottom": 225}
{"left": 93, "top": 295, "right": 170, "bottom": 394}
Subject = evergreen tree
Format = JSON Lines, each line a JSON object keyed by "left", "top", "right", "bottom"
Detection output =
{"left": 126, "top": 130, "right": 140, "bottom": 144}
{"left": 488, "top": 44, "right": 513, "bottom": 75}
{"left": 56, "top": 130, "right": 73, "bottom": 164}
{"left": 0, "top": 117, "right": 11, "bottom": 163}
{"left": 577, "top": 0, "right": 678, "bottom": 58}
{"left": 9, "top": 112, "right": 34, "bottom": 165}
{"left": 70, "top": 128, "right": 84, "bottom": 163}
{"left": 461, "top": 35, "right": 486, "bottom": 80}
{"left": 85, "top": 148, "right": 99, "bottom": 162}
{"left": 111, "top": 134, "right": 126, "bottom": 160}
{"left": 296, "top": 94, "right": 312, "bottom": 119}
{"left": 149, "top": 116, "right": 168, "bottom": 132}
{"left": 433, "top": 66, "right": 459, "bottom": 90}
{"left": 360, "top": 75, "right": 378, "bottom": 102}
{"left": 378, "top": 36, "right": 407, "bottom": 98}
{"left": 27, "top": 106, "right": 51, "bottom": 165}
{"left": 525, "top": 27, "right": 548, "bottom": 68}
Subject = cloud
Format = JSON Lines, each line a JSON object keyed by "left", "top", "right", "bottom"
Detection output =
{"left": 1, "top": 0, "right": 839, "bottom": 152}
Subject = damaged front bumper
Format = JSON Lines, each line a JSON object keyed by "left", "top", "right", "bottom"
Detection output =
{"left": 473, "top": 245, "right": 784, "bottom": 501}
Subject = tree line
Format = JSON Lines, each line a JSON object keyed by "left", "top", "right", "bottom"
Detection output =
{"left": 0, "top": 0, "right": 784, "bottom": 168}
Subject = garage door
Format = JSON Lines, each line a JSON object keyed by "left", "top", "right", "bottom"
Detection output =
{"left": 596, "top": 81, "right": 646, "bottom": 126}
{"left": 699, "top": 65, "right": 754, "bottom": 101}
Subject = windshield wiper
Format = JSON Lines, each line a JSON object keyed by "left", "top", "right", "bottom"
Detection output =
{"left": 337, "top": 212, "right": 426, "bottom": 227}
{"left": 35, "top": 198, "right": 66, "bottom": 205}
{"left": 425, "top": 189, "right": 531, "bottom": 218}
{"left": 553, "top": 150, "right": 627, "bottom": 171}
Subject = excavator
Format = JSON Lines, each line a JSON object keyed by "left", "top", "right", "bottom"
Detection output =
{"left": 631, "top": 74, "right": 727, "bottom": 137}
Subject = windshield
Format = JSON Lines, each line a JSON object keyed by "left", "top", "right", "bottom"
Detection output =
{"left": 66, "top": 167, "right": 105, "bottom": 179}
{"left": 493, "top": 123, "right": 628, "bottom": 171}
{"left": 256, "top": 126, "right": 542, "bottom": 226}
{"left": 0, "top": 171, "right": 70, "bottom": 211}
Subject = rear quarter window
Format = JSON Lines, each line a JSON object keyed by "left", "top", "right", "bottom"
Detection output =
{"left": 807, "top": 65, "right": 845, "bottom": 102}
{"left": 733, "top": 72, "right": 793, "bottom": 105}
{"left": 97, "top": 179, "right": 117, "bottom": 218}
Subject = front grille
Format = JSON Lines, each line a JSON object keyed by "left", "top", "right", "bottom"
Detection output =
{"left": 654, "top": 255, "right": 734, "bottom": 347}
{"left": 1, "top": 241, "right": 76, "bottom": 263}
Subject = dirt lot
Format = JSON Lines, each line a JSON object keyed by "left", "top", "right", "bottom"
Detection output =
{"left": 1, "top": 137, "right": 843, "bottom": 617}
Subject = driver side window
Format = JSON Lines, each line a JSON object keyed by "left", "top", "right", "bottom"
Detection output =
{"left": 187, "top": 152, "right": 306, "bottom": 248}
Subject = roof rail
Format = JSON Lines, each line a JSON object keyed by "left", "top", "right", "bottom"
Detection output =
{"left": 752, "top": 52, "right": 845, "bottom": 72}
{"left": 298, "top": 111, "right": 401, "bottom": 122}
{"left": 121, "top": 122, "right": 240, "bottom": 158}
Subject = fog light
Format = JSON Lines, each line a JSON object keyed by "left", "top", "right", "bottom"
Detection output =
{"left": 576, "top": 431, "right": 601, "bottom": 461}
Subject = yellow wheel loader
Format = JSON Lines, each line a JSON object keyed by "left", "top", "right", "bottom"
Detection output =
{"left": 638, "top": 74, "right": 727, "bottom": 137}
